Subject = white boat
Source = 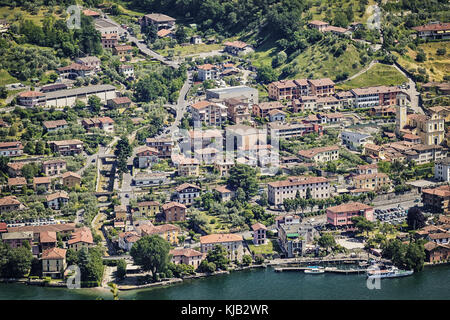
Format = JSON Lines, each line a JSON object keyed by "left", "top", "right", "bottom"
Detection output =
{"left": 366, "top": 266, "right": 413, "bottom": 279}
{"left": 304, "top": 266, "right": 325, "bottom": 274}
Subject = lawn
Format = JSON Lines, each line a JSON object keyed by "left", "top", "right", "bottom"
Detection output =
{"left": 247, "top": 239, "right": 281, "bottom": 255}
{"left": 336, "top": 63, "right": 408, "bottom": 90}
{"left": 393, "top": 41, "right": 450, "bottom": 82}
{"left": 0, "top": 6, "right": 64, "bottom": 26}
{"left": 0, "top": 69, "right": 18, "bottom": 86}
{"left": 156, "top": 43, "right": 224, "bottom": 57}
{"left": 309, "top": 0, "right": 377, "bottom": 23}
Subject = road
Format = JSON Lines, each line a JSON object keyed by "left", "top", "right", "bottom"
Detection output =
{"left": 101, "top": 13, "right": 179, "bottom": 68}
{"left": 392, "top": 63, "right": 423, "bottom": 114}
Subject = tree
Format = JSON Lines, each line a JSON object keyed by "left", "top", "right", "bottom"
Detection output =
{"left": 351, "top": 216, "right": 374, "bottom": 237}
{"left": 206, "top": 245, "right": 230, "bottom": 270}
{"left": 88, "top": 95, "right": 102, "bottom": 114}
{"left": 130, "top": 235, "right": 171, "bottom": 281}
{"left": 416, "top": 50, "right": 426, "bottom": 62}
{"left": 77, "top": 247, "right": 104, "bottom": 286}
{"left": 114, "top": 137, "right": 132, "bottom": 174}
{"left": 317, "top": 233, "right": 336, "bottom": 254}
{"left": 242, "top": 254, "right": 252, "bottom": 266}
{"left": 407, "top": 207, "right": 426, "bottom": 230}
{"left": 175, "top": 25, "right": 188, "bottom": 44}
{"left": 1, "top": 245, "right": 33, "bottom": 278}
{"left": 116, "top": 259, "right": 127, "bottom": 280}
{"left": 404, "top": 241, "right": 425, "bottom": 272}
{"left": 227, "top": 164, "right": 258, "bottom": 200}
{"left": 257, "top": 65, "right": 278, "bottom": 84}
{"left": 198, "top": 260, "right": 216, "bottom": 273}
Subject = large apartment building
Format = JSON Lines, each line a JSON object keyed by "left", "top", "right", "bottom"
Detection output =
{"left": 191, "top": 100, "right": 227, "bottom": 127}
{"left": 268, "top": 78, "right": 334, "bottom": 101}
{"left": 268, "top": 122, "right": 323, "bottom": 139}
{"left": 268, "top": 176, "right": 330, "bottom": 206}
{"left": 352, "top": 172, "right": 390, "bottom": 191}
{"left": 145, "top": 138, "right": 173, "bottom": 158}
{"left": 350, "top": 86, "right": 406, "bottom": 108}
{"left": 200, "top": 233, "right": 244, "bottom": 260}
{"left": 326, "top": 202, "right": 374, "bottom": 228}
{"left": 48, "top": 140, "right": 83, "bottom": 156}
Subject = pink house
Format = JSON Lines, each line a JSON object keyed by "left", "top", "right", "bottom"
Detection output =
{"left": 326, "top": 202, "right": 374, "bottom": 228}
{"left": 170, "top": 248, "right": 204, "bottom": 269}
{"left": 252, "top": 223, "right": 267, "bottom": 245}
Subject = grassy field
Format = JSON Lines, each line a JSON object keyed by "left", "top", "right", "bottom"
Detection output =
{"left": 309, "top": 0, "right": 377, "bottom": 23}
{"left": 156, "top": 43, "right": 224, "bottom": 57}
{"left": 247, "top": 239, "right": 280, "bottom": 255}
{"left": 0, "top": 69, "right": 18, "bottom": 86}
{"left": 336, "top": 63, "right": 408, "bottom": 90}
{"left": 393, "top": 41, "right": 450, "bottom": 82}
{"left": 0, "top": 6, "right": 64, "bottom": 26}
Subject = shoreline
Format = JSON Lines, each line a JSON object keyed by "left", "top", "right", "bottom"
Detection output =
{"left": 1, "top": 261, "right": 448, "bottom": 294}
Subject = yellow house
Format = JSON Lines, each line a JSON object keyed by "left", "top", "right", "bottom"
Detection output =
{"left": 139, "top": 224, "right": 180, "bottom": 245}
{"left": 137, "top": 201, "right": 160, "bottom": 216}
{"left": 41, "top": 247, "right": 67, "bottom": 279}
{"left": 353, "top": 172, "right": 390, "bottom": 191}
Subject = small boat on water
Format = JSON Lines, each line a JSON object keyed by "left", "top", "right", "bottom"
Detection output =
{"left": 366, "top": 266, "right": 413, "bottom": 279}
{"left": 304, "top": 266, "right": 325, "bottom": 274}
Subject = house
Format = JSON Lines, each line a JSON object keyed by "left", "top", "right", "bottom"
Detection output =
{"left": 308, "top": 20, "right": 329, "bottom": 31}
{"left": 356, "top": 164, "right": 378, "bottom": 175}
{"left": 33, "top": 176, "right": 52, "bottom": 192}
{"left": 0, "top": 196, "right": 24, "bottom": 214}
{"left": 213, "top": 161, "right": 234, "bottom": 177}
{"left": 252, "top": 223, "right": 267, "bottom": 245}
{"left": 435, "top": 158, "right": 450, "bottom": 182}
{"left": 82, "top": 117, "right": 115, "bottom": 133}
{"left": 1, "top": 231, "right": 33, "bottom": 249}
{"left": 197, "top": 64, "right": 219, "bottom": 81}
{"left": 213, "top": 185, "right": 234, "bottom": 202}
{"left": 335, "top": 91, "right": 355, "bottom": 109}
{"left": 107, "top": 96, "right": 132, "bottom": 109}
{"left": 101, "top": 33, "right": 118, "bottom": 49}
{"left": 224, "top": 97, "right": 252, "bottom": 124}
{"left": 200, "top": 233, "right": 244, "bottom": 260}
{"left": 146, "top": 138, "right": 173, "bottom": 158}
{"left": 43, "top": 120, "right": 68, "bottom": 132}
{"left": 17, "top": 91, "right": 46, "bottom": 107}
{"left": 427, "top": 232, "right": 450, "bottom": 245}
{"left": 424, "top": 241, "right": 450, "bottom": 263}
{"left": 268, "top": 79, "right": 309, "bottom": 101}
{"left": 140, "top": 13, "right": 176, "bottom": 30}
{"left": 42, "top": 159, "right": 66, "bottom": 176}
{"left": 252, "top": 101, "right": 285, "bottom": 118}
{"left": 351, "top": 86, "right": 406, "bottom": 108}
{"left": 135, "top": 146, "right": 159, "bottom": 168}
{"left": 412, "top": 22, "right": 450, "bottom": 40}
{"left": 402, "top": 133, "right": 421, "bottom": 144}
{"left": 326, "top": 202, "right": 374, "bottom": 228}
{"left": 46, "top": 191, "right": 69, "bottom": 210}
{"left": 118, "top": 231, "right": 140, "bottom": 251}
{"left": 57, "top": 63, "right": 94, "bottom": 79}
{"left": 187, "top": 129, "right": 223, "bottom": 151}
{"left": 41, "top": 247, "right": 67, "bottom": 279}
{"left": 278, "top": 223, "right": 317, "bottom": 258}
{"left": 162, "top": 202, "right": 187, "bottom": 222}
{"left": 206, "top": 86, "right": 258, "bottom": 105}
{"left": 82, "top": 9, "right": 101, "bottom": 18}
{"left": 113, "top": 45, "right": 134, "bottom": 57}
{"left": 156, "top": 28, "right": 174, "bottom": 38}
{"left": 67, "top": 227, "right": 94, "bottom": 251}
{"left": 39, "top": 231, "right": 57, "bottom": 251}
{"left": 137, "top": 201, "right": 160, "bottom": 216}
{"left": 370, "top": 106, "right": 396, "bottom": 117}
{"left": 133, "top": 172, "right": 168, "bottom": 186}
{"left": 352, "top": 173, "right": 390, "bottom": 191}
{"left": 308, "top": 78, "right": 335, "bottom": 97}
{"left": 318, "top": 112, "right": 344, "bottom": 124}
{"left": 268, "top": 122, "right": 323, "bottom": 140}
{"left": 75, "top": 56, "right": 101, "bottom": 70}
{"left": 176, "top": 156, "right": 200, "bottom": 177}
{"left": 8, "top": 177, "right": 27, "bottom": 191}
{"left": 298, "top": 146, "right": 339, "bottom": 163}
{"left": 61, "top": 171, "right": 81, "bottom": 188}
{"left": 404, "top": 144, "right": 446, "bottom": 165}
{"left": 0, "top": 141, "right": 23, "bottom": 157}
{"left": 139, "top": 224, "right": 180, "bottom": 245}
{"left": 268, "top": 109, "right": 286, "bottom": 122}
{"left": 191, "top": 35, "right": 202, "bottom": 44}
{"left": 170, "top": 248, "right": 204, "bottom": 269}
{"left": 173, "top": 183, "right": 201, "bottom": 205}
{"left": 40, "top": 83, "right": 68, "bottom": 93}
{"left": 119, "top": 64, "right": 134, "bottom": 78}
{"left": 194, "top": 147, "right": 221, "bottom": 164}
{"left": 341, "top": 131, "right": 372, "bottom": 151}
{"left": 223, "top": 41, "right": 252, "bottom": 56}
{"left": 191, "top": 100, "right": 227, "bottom": 127}
{"left": 275, "top": 214, "right": 300, "bottom": 229}
{"left": 114, "top": 205, "right": 127, "bottom": 221}
{"left": 48, "top": 139, "right": 83, "bottom": 156}
{"left": 7, "top": 162, "right": 26, "bottom": 177}
{"left": 268, "top": 176, "right": 330, "bottom": 206}
{"left": 422, "top": 185, "right": 450, "bottom": 214}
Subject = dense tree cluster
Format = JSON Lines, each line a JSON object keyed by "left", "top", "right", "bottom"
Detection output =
{"left": 382, "top": 239, "right": 426, "bottom": 272}
{"left": 0, "top": 242, "right": 34, "bottom": 278}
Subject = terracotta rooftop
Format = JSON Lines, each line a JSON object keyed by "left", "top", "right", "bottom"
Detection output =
{"left": 0, "top": 196, "right": 21, "bottom": 207}
{"left": 39, "top": 231, "right": 57, "bottom": 243}
{"left": 61, "top": 171, "right": 81, "bottom": 180}
{"left": 412, "top": 22, "right": 450, "bottom": 32}
{"left": 157, "top": 29, "right": 172, "bottom": 37}
{"left": 41, "top": 247, "right": 67, "bottom": 260}
{"left": 268, "top": 176, "right": 329, "bottom": 188}
{"left": 224, "top": 40, "right": 248, "bottom": 49}
{"left": 251, "top": 223, "right": 267, "bottom": 231}
{"left": 175, "top": 183, "right": 201, "bottom": 192}
{"left": 111, "top": 96, "right": 132, "bottom": 105}
{"left": 170, "top": 248, "right": 202, "bottom": 257}
{"left": 43, "top": 120, "right": 68, "bottom": 129}
{"left": 298, "top": 145, "right": 339, "bottom": 159}
{"left": 46, "top": 191, "right": 69, "bottom": 202}
{"left": 327, "top": 201, "right": 372, "bottom": 214}
{"left": 137, "top": 201, "right": 160, "bottom": 207}
{"left": 68, "top": 227, "right": 94, "bottom": 245}
{"left": 200, "top": 233, "right": 243, "bottom": 244}
{"left": 18, "top": 91, "right": 45, "bottom": 98}
{"left": 308, "top": 78, "right": 335, "bottom": 87}
{"left": 162, "top": 201, "right": 187, "bottom": 210}
{"left": 8, "top": 177, "right": 27, "bottom": 186}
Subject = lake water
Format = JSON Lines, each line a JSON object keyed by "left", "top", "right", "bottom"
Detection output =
{"left": 0, "top": 265, "right": 448, "bottom": 300}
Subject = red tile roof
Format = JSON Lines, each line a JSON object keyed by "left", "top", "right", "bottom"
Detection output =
{"left": 200, "top": 233, "right": 243, "bottom": 244}
{"left": 327, "top": 201, "right": 372, "bottom": 214}
{"left": 42, "top": 247, "right": 66, "bottom": 260}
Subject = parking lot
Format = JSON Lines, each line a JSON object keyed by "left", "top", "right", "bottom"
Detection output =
{"left": 374, "top": 206, "right": 408, "bottom": 225}
{"left": 1, "top": 217, "right": 64, "bottom": 228}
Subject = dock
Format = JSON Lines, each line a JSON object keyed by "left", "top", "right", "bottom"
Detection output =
{"left": 274, "top": 267, "right": 367, "bottom": 274}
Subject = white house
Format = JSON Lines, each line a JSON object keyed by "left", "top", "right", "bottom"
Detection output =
{"left": 119, "top": 65, "right": 134, "bottom": 79}
{"left": 133, "top": 172, "right": 168, "bottom": 186}
{"left": 435, "top": 158, "right": 450, "bottom": 182}
{"left": 341, "top": 131, "right": 373, "bottom": 151}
